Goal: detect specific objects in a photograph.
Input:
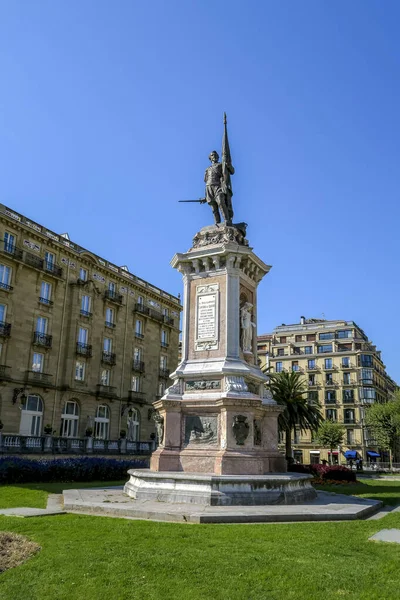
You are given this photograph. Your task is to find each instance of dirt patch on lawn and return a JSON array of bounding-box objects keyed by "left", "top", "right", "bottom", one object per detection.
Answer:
[{"left": 0, "top": 532, "right": 41, "bottom": 573}]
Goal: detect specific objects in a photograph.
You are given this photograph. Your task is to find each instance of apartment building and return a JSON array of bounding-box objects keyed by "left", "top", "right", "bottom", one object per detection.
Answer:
[
  {"left": 257, "top": 317, "right": 397, "bottom": 463},
  {"left": 0, "top": 204, "right": 181, "bottom": 442}
]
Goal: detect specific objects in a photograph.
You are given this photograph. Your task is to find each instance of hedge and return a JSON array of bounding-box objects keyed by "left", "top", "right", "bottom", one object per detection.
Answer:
[
  {"left": 289, "top": 463, "right": 356, "bottom": 482},
  {"left": 0, "top": 456, "right": 148, "bottom": 484}
]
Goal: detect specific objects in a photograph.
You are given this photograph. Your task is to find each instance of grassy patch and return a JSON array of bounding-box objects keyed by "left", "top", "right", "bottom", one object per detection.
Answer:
[
  {"left": 313, "top": 479, "right": 400, "bottom": 506},
  {"left": 0, "top": 481, "right": 125, "bottom": 510},
  {"left": 1, "top": 512, "right": 400, "bottom": 599}
]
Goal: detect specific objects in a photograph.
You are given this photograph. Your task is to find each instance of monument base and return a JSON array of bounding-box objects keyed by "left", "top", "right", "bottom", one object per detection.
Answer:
[{"left": 124, "top": 469, "right": 316, "bottom": 506}]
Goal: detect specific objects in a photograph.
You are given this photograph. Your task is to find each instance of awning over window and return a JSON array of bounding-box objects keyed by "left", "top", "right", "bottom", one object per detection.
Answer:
[
  {"left": 344, "top": 450, "right": 357, "bottom": 459},
  {"left": 367, "top": 451, "right": 380, "bottom": 458}
]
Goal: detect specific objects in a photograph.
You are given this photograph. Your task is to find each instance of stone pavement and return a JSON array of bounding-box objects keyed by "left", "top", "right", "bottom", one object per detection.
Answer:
[
  {"left": 63, "top": 487, "right": 382, "bottom": 524},
  {"left": 369, "top": 529, "right": 400, "bottom": 544},
  {"left": 0, "top": 493, "right": 65, "bottom": 518}
]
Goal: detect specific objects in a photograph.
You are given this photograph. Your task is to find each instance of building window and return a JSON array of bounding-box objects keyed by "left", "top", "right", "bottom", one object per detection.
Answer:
[
  {"left": 81, "top": 295, "right": 91, "bottom": 315},
  {"left": 360, "top": 354, "right": 373, "bottom": 368},
  {"left": 347, "top": 429, "right": 354, "bottom": 445},
  {"left": 4, "top": 232, "right": 16, "bottom": 253},
  {"left": 75, "top": 361, "right": 85, "bottom": 381},
  {"left": 279, "top": 336, "right": 287, "bottom": 343},
  {"left": 325, "top": 390, "right": 336, "bottom": 403},
  {"left": 137, "top": 295, "right": 144, "bottom": 305},
  {"left": 326, "top": 409, "right": 337, "bottom": 421},
  {"left": 342, "top": 356, "right": 350, "bottom": 368},
  {"left": 318, "top": 344, "right": 332, "bottom": 354},
  {"left": 360, "top": 369, "right": 373, "bottom": 384},
  {"left": 40, "top": 281, "right": 52, "bottom": 303},
  {"left": 308, "top": 374, "right": 315, "bottom": 385},
  {"left": 108, "top": 282, "right": 116, "bottom": 293},
  {"left": 277, "top": 348, "right": 285, "bottom": 357},
  {"left": 0, "top": 264, "right": 11, "bottom": 288},
  {"left": 79, "top": 268, "right": 88, "bottom": 282},
  {"left": 19, "top": 394, "right": 43, "bottom": 436},
  {"left": 44, "top": 251, "right": 55, "bottom": 269},
  {"left": 337, "top": 330, "right": 352, "bottom": 339},
  {"left": 324, "top": 358, "right": 333, "bottom": 369},
  {"left": 343, "top": 372, "right": 351, "bottom": 385},
  {"left": 161, "top": 330, "right": 168, "bottom": 347},
  {"left": 275, "top": 361, "right": 283, "bottom": 373},
  {"left": 319, "top": 332, "right": 334, "bottom": 340},
  {"left": 295, "top": 335, "right": 302, "bottom": 342},
  {"left": 105, "top": 307, "right": 115, "bottom": 327},
  {"left": 292, "top": 361, "right": 299, "bottom": 372},
  {"left": 308, "top": 359, "right": 316, "bottom": 369},
  {"left": 60, "top": 401, "right": 79, "bottom": 437},
  {"left": 131, "top": 375, "right": 141, "bottom": 391},
  {"left": 325, "top": 373, "right": 333, "bottom": 384},
  {"left": 127, "top": 408, "right": 139, "bottom": 441},
  {"left": 160, "top": 355, "right": 167, "bottom": 369},
  {"left": 78, "top": 327, "right": 88, "bottom": 345},
  {"left": 344, "top": 409, "right": 355, "bottom": 424},
  {"left": 304, "top": 346, "right": 312, "bottom": 354},
  {"left": 162, "top": 307, "right": 169, "bottom": 316},
  {"left": 360, "top": 387, "right": 376, "bottom": 400},
  {"left": 103, "top": 337, "right": 112, "bottom": 353},
  {"left": 133, "top": 347, "right": 142, "bottom": 362},
  {"left": 94, "top": 405, "right": 110, "bottom": 439},
  {"left": 36, "top": 317, "right": 48, "bottom": 334},
  {"left": 308, "top": 391, "right": 318, "bottom": 402},
  {"left": 32, "top": 352, "right": 44, "bottom": 373},
  {"left": 135, "top": 319, "right": 143, "bottom": 337},
  {"left": 101, "top": 369, "right": 110, "bottom": 386},
  {"left": 306, "top": 334, "right": 316, "bottom": 342},
  {"left": 0, "top": 304, "right": 6, "bottom": 323},
  {"left": 158, "top": 381, "right": 166, "bottom": 397}
]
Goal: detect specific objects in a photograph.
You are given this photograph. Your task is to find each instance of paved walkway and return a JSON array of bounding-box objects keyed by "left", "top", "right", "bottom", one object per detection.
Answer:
[
  {"left": 62, "top": 487, "right": 383, "bottom": 524},
  {"left": 0, "top": 494, "right": 65, "bottom": 518}
]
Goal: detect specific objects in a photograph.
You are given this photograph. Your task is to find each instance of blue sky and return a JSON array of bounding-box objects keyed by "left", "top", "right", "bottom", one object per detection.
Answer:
[{"left": 1, "top": 1, "right": 399, "bottom": 381}]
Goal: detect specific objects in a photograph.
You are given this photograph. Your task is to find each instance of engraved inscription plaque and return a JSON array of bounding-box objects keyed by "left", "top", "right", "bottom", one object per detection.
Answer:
[{"left": 195, "top": 283, "right": 219, "bottom": 351}]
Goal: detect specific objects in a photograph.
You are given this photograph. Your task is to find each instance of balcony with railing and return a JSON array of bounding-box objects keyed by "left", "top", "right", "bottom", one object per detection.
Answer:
[
  {"left": 134, "top": 303, "right": 150, "bottom": 316},
  {"left": 102, "top": 351, "right": 116, "bottom": 365},
  {"left": 325, "top": 380, "right": 337, "bottom": 387},
  {"left": 323, "top": 364, "right": 337, "bottom": 371},
  {"left": 1, "top": 241, "right": 24, "bottom": 260},
  {"left": 76, "top": 342, "right": 92, "bottom": 357},
  {"left": 0, "top": 282, "right": 13, "bottom": 292},
  {"left": 45, "top": 261, "right": 63, "bottom": 277},
  {"left": 80, "top": 309, "right": 92, "bottom": 317},
  {"left": 128, "top": 390, "right": 146, "bottom": 404},
  {"left": 33, "top": 332, "right": 53, "bottom": 348},
  {"left": 163, "top": 315, "right": 175, "bottom": 327},
  {"left": 105, "top": 321, "right": 116, "bottom": 329},
  {"left": 341, "top": 362, "right": 355, "bottom": 370},
  {"left": 0, "top": 322, "right": 11, "bottom": 337},
  {"left": 24, "top": 252, "right": 63, "bottom": 278},
  {"left": 104, "top": 289, "right": 123, "bottom": 304},
  {"left": 306, "top": 365, "right": 319, "bottom": 371},
  {"left": 96, "top": 384, "right": 117, "bottom": 399},
  {"left": 343, "top": 418, "right": 356, "bottom": 425},
  {"left": 160, "top": 341, "right": 169, "bottom": 349},
  {"left": 159, "top": 368, "right": 170, "bottom": 379},
  {"left": 25, "top": 371, "right": 53, "bottom": 386},
  {"left": 132, "top": 360, "right": 145, "bottom": 373},
  {"left": 135, "top": 331, "right": 144, "bottom": 339},
  {"left": 39, "top": 297, "right": 53, "bottom": 306},
  {"left": 307, "top": 381, "right": 319, "bottom": 388}
]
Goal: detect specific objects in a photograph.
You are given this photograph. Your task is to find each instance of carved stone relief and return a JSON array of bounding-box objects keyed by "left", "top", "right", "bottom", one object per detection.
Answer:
[
  {"left": 225, "top": 376, "right": 249, "bottom": 393},
  {"left": 184, "top": 415, "right": 218, "bottom": 446},
  {"left": 232, "top": 415, "right": 249, "bottom": 445},
  {"left": 185, "top": 380, "right": 221, "bottom": 391},
  {"left": 253, "top": 420, "right": 262, "bottom": 446}
]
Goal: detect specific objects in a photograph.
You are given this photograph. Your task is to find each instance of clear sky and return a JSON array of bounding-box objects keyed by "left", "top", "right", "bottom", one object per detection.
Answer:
[{"left": 1, "top": 1, "right": 399, "bottom": 381}]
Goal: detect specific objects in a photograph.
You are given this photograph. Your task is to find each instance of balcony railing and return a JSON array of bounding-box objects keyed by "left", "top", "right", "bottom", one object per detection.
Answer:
[
  {"left": 0, "top": 322, "right": 11, "bottom": 337},
  {"left": 307, "top": 382, "right": 319, "bottom": 388},
  {"left": 0, "top": 365, "right": 11, "bottom": 380},
  {"left": 80, "top": 309, "right": 92, "bottom": 317},
  {"left": 0, "top": 282, "right": 13, "bottom": 292},
  {"left": 325, "top": 380, "right": 337, "bottom": 387},
  {"left": 135, "top": 332, "right": 144, "bottom": 339},
  {"left": 163, "top": 315, "right": 175, "bottom": 326},
  {"left": 306, "top": 365, "right": 319, "bottom": 371},
  {"left": 1, "top": 435, "right": 153, "bottom": 456},
  {"left": 159, "top": 368, "right": 170, "bottom": 379},
  {"left": 149, "top": 308, "right": 164, "bottom": 323},
  {"left": 44, "top": 261, "right": 63, "bottom": 277},
  {"left": 39, "top": 297, "right": 53, "bottom": 306},
  {"left": 23, "top": 252, "right": 63, "bottom": 277},
  {"left": 325, "top": 398, "right": 337, "bottom": 405},
  {"left": 105, "top": 321, "right": 116, "bottom": 329},
  {"left": 323, "top": 364, "right": 337, "bottom": 371},
  {"left": 25, "top": 371, "right": 53, "bottom": 386},
  {"left": 33, "top": 332, "right": 53, "bottom": 348},
  {"left": 102, "top": 351, "right": 116, "bottom": 365},
  {"left": 96, "top": 384, "right": 117, "bottom": 398},
  {"left": 128, "top": 390, "right": 146, "bottom": 403},
  {"left": 76, "top": 342, "right": 92, "bottom": 357},
  {"left": 344, "top": 419, "right": 356, "bottom": 425},
  {"left": 104, "top": 289, "right": 123, "bottom": 304},
  {"left": 160, "top": 341, "right": 169, "bottom": 349},
  {"left": 342, "top": 396, "right": 355, "bottom": 404},
  {"left": 341, "top": 363, "right": 355, "bottom": 369},
  {"left": 1, "top": 242, "right": 24, "bottom": 260},
  {"left": 132, "top": 360, "right": 145, "bottom": 373},
  {"left": 134, "top": 303, "right": 149, "bottom": 315}
]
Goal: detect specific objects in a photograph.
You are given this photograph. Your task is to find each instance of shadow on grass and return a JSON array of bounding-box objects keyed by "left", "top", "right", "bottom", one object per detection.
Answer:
[{"left": 313, "top": 480, "right": 400, "bottom": 506}]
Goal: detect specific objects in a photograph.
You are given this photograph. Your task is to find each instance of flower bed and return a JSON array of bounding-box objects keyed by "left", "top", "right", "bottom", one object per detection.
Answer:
[
  {"left": 0, "top": 456, "right": 148, "bottom": 484},
  {"left": 288, "top": 463, "right": 357, "bottom": 483}
]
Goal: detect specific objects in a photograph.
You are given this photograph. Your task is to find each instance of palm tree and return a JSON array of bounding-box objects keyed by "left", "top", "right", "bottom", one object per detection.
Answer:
[{"left": 267, "top": 371, "right": 323, "bottom": 464}]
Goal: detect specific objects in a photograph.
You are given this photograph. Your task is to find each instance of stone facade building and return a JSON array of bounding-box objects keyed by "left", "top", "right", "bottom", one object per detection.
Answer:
[
  {"left": 257, "top": 317, "right": 397, "bottom": 464},
  {"left": 0, "top": 204, "right": 181, "bottom": 443}
]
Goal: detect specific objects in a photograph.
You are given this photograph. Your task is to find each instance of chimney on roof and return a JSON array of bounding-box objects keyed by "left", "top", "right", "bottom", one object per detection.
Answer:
[{"left": 300, "top": 316, "right": 305, "bottom": 325}]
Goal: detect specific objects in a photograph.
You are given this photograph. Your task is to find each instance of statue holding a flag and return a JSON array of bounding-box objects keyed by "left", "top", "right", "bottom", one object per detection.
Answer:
[{"left": 204, "top": 113, "right": 235, "bottom": 226}]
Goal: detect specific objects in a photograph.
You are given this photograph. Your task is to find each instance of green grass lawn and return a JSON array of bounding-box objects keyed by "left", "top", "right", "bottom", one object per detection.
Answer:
[
  {"left": 314, "top": 479, "right": 400, "bottom": 506},
  {"left": 0, "top": 479, "right": 399, "bottom": 600}
]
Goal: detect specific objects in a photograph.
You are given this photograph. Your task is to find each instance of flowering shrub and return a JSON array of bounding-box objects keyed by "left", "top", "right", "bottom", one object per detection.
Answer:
[
  {"left": 0, "top": 456, "right": 148, "bottom": 484},
  {"left": 288, "top": 463, "right": 356, "bottom": 483}
]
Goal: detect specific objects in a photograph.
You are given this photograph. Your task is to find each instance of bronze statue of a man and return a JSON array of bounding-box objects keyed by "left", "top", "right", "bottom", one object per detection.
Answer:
[{"left": 204, "top": 150, "right": 235, "bottom": 226}]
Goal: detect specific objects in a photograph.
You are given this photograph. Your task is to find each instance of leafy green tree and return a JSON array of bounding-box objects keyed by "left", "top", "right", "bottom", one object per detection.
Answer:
[
  {"left": 267, "top": 371, "right": 323, "bottom": 463},
  {"left": 316, "top": 420, "right": 345, "bottom": 464},
  {"left": 365, "top": 393, "right": 400, "bottom": 464}
]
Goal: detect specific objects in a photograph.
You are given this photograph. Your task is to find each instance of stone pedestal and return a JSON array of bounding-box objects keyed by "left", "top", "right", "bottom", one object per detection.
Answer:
[{"left": 149, "top": 224, "right": 286, "bottom": 476}]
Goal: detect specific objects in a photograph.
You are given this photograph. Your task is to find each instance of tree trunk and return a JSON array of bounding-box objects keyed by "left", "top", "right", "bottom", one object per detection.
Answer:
[
  {"left": 389, "top": 448, "right": 393, "bottom": 472},
  {"left": 329, "top": 446, "right": 333, "bottom": 465},
  {"left": 285, "top": 426, "right": 293, "bottom": 464}
]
